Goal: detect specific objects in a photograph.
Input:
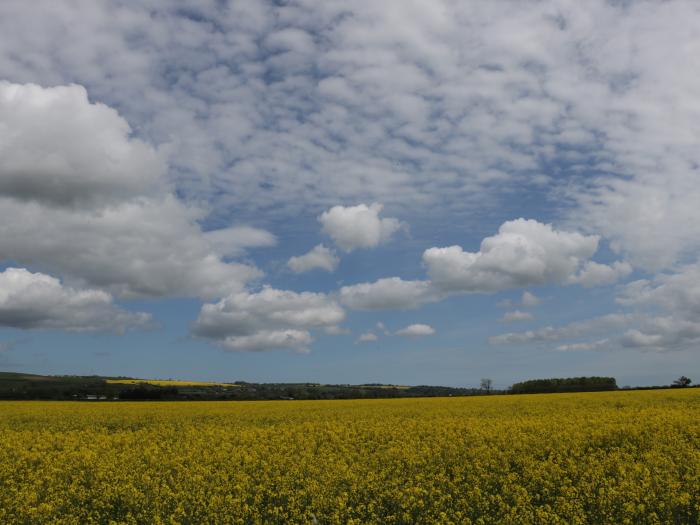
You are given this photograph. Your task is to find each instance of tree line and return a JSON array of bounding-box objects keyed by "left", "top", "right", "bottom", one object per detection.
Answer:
[
  {"left": 0, "top": 371, "right": 694, "bottom": 400},
  {"left": 509, "top": 376, "right": 618, "bottom": 394}
]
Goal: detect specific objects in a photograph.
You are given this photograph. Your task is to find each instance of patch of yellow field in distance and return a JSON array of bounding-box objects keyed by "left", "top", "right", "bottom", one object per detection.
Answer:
[
  {"left": 357, "top": 384, "right": 411, "bottom": 389},
  {"left": 106, "top": 378, "right": 240, "bottom": 388}
]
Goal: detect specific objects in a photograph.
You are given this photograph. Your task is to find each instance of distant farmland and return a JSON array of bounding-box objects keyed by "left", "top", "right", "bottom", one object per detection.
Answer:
[
  {"left": 105, "top": 379, "right": 240, "bottom": 388},
  {"left": 0, "top": 371, "right": 481, "bottom": 400}
]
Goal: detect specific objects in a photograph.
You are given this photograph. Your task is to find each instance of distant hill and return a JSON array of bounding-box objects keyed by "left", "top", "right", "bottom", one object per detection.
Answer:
[
  {"left": 0, "top": 371, "right": 489, "bottom": 401},
  {"left": 10, "top": 371, "right": 681, "bottom": 401}
]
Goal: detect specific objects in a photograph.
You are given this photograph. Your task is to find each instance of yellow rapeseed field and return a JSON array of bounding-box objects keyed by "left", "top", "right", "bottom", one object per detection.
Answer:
[
  {"left": 105, "top": 379, "right": 240, "bottom": 388},
  {"left": 1, "top": 389, "right": 699, "bottom": 524}
]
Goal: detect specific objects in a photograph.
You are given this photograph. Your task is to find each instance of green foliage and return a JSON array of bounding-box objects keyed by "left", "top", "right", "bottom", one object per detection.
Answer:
[
  {"left": 510, "top": 376, "right": 618, "bottom": 394},
  {"left": 0, "top": 371, "right": 492, "bottom": 401}
]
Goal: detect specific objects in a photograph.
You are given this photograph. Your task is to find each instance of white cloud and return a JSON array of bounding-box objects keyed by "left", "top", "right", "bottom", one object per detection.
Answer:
[
  {"left": 617, "top": 264, "right": 700, "bottom": 317},
  {"left": 287, "top": 244, "right": 339, "bottom": 273},
  {"left": 324, "top": 325, "right": 351, "bottom": 335},
  {"left": 204, "top": 226, "right": 276, "bottom": 258},
  {"left": 620, "top": 330, "right": 664, "bottom": 349},
  {"left": 573, "top": 173, "right": 700, "bottom": 272},
  {"left": 620, "top": 318, "right": 700, "bottom": 351},
  {"left": 502, "top": 310, "right": 534, "bottom": 323},
  {"left": 339, "top": 219, "right": 615, "bottom": 312},
  {"left": 489, "top": 314, "right": 632, "bottom": 345},
  {"left": 611, "top": 268, "right": 700, "bottom": 351},
  {"left": 319, "top": 203, "right": 402, "bottom": 252},
  {"left": 0, "top": 267, "right": 150, "bottom": 333},
  {"left": 555, "top": 339, "right": 610, "bottom": 352},
  {"left": 339, "top": 277, "right": 438, "bottom": 310},
  {"left": 355, "top": 332, "right": 378, "bottom": 344},
  {"left": 395, "top": 323, "right": 435, "bottom": 337},
  {"left": 0, "top": 82, "right": 164, "bottom": 208},
  {"left": 491, "top": 302, "right": 700, "bottom": 352},
  {"left": 0, "top": 2, "right": 565, "bottom": 216},
  {"left": 568, "top": 261, "right": 632, "bottom": 287},
  {"left": 2, "top": 1, "right": 700, "bottom": 264},
  {"left": 3, "top": 2, "right": 700, "bottom": 361},
  {"left": 491, "top": 263, "right": 700, "bottom": 353},
  {"left": 0, "top": 82, "right": 261, "bottom": 299},
  {"left": 218, "top": 330, "right": 313, "bottom": 353},
  {"left": 498, "top": 291, "right": 541, "bottom": 309},
  {"left": 424, "top": 219, "right": 599, "bottom": 293},
  {"left": 520, "top": 291, "right": 541, "bottom": 307},
  {"left": 0, "top": 195, "right": 261, "bottom": 299},
  {"left": 192, "top": 287, "right": 345, "bottom": 352}
]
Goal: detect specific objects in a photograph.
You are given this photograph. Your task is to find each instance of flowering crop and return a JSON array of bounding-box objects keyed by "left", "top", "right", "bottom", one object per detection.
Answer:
[
  {"left": 1, "top": 389, "right": 699, "bottom": 524},
  {"left": 105, "top": 379, "right": 239, "bottom": 388}
]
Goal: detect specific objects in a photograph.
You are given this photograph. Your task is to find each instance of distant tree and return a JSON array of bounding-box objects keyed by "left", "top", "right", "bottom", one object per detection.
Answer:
[
  {"left": 672, "top": 376, "right": 692, "bottom": 388},
  {"left": 480, "top": 378, "right": 493, "bottom": 393}
]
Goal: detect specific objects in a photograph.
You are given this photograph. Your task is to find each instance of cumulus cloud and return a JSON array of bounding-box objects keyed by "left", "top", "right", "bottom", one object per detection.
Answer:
[
  {"left": 339, "top": 278, "right": 438, "bottom": 310},
  {"left": 395, "top": 324, "right": 435, "bottom": 337},
  {"left": 520, "top": 291, "right": 541, "bottom": 307},
  {"left": 502, "top": 310, "right": 534, "bottom": 323},
  {"left": 0, "top": 82, "right": 260, "bottom": 299},
  {"left": 339, "top": 219, "right": 615, "bottom": 312},
  {"left": 192, "top": 287, "right": 344, "bottom": 352},
  {"left": 0, "top": 195, "right": 261, "bottom": 299},
  {"left": 0, "top": 82, "right": 164, "bottom": 208},
  {"left": 218, "top": 330, "right": 313, "bottom": 353},
  {"left": 319, "top": 203, "right": 402, "bottom": 252},
  {"left": 204, "top": 226, "right": 276, "bottom": 258},
  {"left": 498, "top": 291, "right": 541, "bottom": 309},
  {"left": 568, "top": 261, "right": 632, "bottom": 287},
  {"left": 355, "top": 332, "right": 378, "bottom": 344},
  {"left": 287, "top": 244, "right": 339, "bottom": 273},
  {"left": 0, "top": 267, "right": 150, "bottom": 333},
  {"left": 424, "top": 219, "right": 599, "bottom": 292}
]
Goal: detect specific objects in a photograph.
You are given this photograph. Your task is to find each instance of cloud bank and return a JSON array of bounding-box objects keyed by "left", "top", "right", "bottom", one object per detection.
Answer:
[
  {"left": 0, "top": 268, "right": 150, "bottom": 333},
  {"left": 0, "top": 82, "right": 262, "bottom": 300},
  {"left": 340, "top": 219, "right": 628, "bottom": 312},
  {"left": 2, "top": 1, "right": 700, "bottom": 361}
]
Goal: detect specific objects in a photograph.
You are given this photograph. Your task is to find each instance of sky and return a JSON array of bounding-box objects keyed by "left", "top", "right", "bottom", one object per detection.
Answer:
[{"left": 1, "top": 0, "right": 700, "bottom": 388}]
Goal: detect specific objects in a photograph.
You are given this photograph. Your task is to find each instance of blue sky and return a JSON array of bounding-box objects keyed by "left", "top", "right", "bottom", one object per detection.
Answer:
[{"left": 1, "top": 1, "right": 700, "bottom": 388}]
